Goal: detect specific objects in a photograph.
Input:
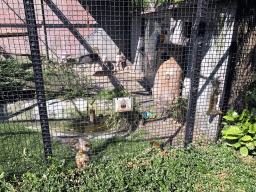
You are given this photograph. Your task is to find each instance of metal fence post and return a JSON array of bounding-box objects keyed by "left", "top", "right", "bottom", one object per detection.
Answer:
[
  {"left": 23, "top": 0, "right": 52, "bottom": 162},
  {"left": 184, "top": 0, "right": 209, "bottom": 148}
]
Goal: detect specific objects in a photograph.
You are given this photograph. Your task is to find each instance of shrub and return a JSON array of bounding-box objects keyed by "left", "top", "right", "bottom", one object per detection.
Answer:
[
  {"left": 166, "top": 96, "right": 188, "bottom": 124},
  {"left": 42, "top": 61, "right": 97, "bottom": 100},
  {"left": 221, "top": 109, "right": 256, "bottom": 157},
  {"left": 95, "top": 87, "right": 130, "bottom": 101},
  {"left": 0, "top": 58, "right": 34, "bottom": 99},
  {"left": 95, "top": 87, "right": 141, "bottom": 132}
]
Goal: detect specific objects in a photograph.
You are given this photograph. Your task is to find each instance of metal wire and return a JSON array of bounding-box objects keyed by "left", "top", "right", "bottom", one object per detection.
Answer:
[{"left": 1, "top": 0, "right": 255, "bottom": 174}]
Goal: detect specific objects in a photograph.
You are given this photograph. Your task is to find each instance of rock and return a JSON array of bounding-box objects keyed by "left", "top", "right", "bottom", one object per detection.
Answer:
[{"left": 152, "top": 57, "right": 183, "bottom": 112}]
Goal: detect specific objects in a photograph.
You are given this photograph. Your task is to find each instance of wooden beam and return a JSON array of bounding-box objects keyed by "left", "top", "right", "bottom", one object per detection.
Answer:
[{"left": 0, "top": 31, "right": 28, "bottom": 38}]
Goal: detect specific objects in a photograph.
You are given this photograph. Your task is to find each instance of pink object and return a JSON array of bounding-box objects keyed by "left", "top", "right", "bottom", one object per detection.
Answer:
[{"left": 115, "top": 54, "right": 123, "bottom": 71}]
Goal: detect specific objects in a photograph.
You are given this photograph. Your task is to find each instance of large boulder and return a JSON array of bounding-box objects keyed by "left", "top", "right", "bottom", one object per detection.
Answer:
[{"left": 152, "top": 57, "right": 183, "bottom": 113}]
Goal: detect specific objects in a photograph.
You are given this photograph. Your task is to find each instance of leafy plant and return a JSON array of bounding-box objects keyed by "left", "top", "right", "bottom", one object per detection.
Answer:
[
  {"left": 221, "top": 109, "right": 256, "bottom": 157},
  {"left": 96, "top": 87, "right": 133, "bottom": 131},
  {"left": 96, "top": 87, "right": 130, "bottom": 100},
  {"left": 0, "top": 58, "right": 34, "bottom": 99},
  {"left": 104, "top": 98, "right": 141, "bottom": 132},
  {"left": 245, "top": 72, "right": 256, "bottom": 116},
  {"left": 0, "top": 123, "right": 77, "bottom": 178},
  {"left": 42, "top": 61, "right": 98, "bottom": 100},
  {"left": 166, "top": 96, "right": 188, "bottom": 124}
]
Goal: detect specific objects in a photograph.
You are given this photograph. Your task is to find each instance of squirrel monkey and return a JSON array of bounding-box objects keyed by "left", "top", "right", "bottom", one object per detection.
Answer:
[
  {"left": 76, "top": 145, "right": 90, "bottom": 169},
  {"left": 70, "top": 138, "right": 91, "bottom": 169},
  {"left": 149, "top": 140, "right": 163, "bottom": 151},
  {"left": 207, "top": 77, "right": 222, "bottom": 117}
]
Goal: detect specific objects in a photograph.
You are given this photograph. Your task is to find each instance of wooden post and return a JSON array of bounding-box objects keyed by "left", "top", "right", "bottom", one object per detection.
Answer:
[{"left": 90, "top": 108, "right": 95, "bottom": 122}]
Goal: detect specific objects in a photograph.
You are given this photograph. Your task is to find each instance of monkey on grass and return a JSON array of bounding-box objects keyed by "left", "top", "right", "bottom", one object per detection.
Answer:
[
  {"left": 70, "top": 138, "right": 91, "bottom": 169},
  {"left": 148, "top": 140, "right": 164, "bottom": 151}
]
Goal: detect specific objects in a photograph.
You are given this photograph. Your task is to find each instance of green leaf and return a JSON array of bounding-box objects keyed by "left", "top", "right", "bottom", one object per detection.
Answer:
[
  {"left": 225, "top": 139, "right": 239, "bottom": 146},
  {"left": 222, "top": 135, "right": 240, "bottom": 140},
  {"left": 254, "top": 140, "right": 256, "bottom": 146},
  {"left": 239, "top": 109, "right": 251, "bottom": 121},
  {"left": 246, "top": 142, "right": 255, "bottom": 150},
  {"left": 242, "top": 121, "right": 251, "bottom": 129},
  {"left": 227, "top": 110, "right": 236, "bottom": 117},
  {"left": 240, "top": 141, "right": 246, "bottom": 145},
  {"left": 0, "top": 172, "right": 4, "bottom": 180},
  {"left": 249, "top": 123, "right": 256, "bottom": 134},
  {"left": 240, "top": 146, "right": 249, "bottom": 157},
  {"left": 233, "top": 142, "right": 241, "bottom": 149},
  {"left": 241, "top": 135, "right": 253, "bottom": 142},
  {"left": 223, "top": 116, "right": 234, "bottom": 121},
  {"left": 222, "top": 126, "right": 243, "bottom": 139},
  {"left": 222, "top": 125, "right": 232, "bottom": 131},
  {"left": 241, "top": 122, "right": 250, "bottom": 134}
]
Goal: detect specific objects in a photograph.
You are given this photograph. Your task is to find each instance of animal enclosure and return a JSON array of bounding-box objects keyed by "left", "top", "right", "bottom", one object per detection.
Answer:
[{"left": 0, "top": 0, "right": 256, "bottom": 174}]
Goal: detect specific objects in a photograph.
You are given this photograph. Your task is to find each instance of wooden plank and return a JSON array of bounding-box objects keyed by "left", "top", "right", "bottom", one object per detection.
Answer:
[{"left": 0, "top": 31, "right": 28, "bottom": 38}]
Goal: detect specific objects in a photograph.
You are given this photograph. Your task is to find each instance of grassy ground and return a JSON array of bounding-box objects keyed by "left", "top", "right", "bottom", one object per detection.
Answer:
[
  {"left": 1, "top": 123, "right": 256, "bottom": 191},
  {"left": 0, "top": 123, "right": 76, "bottom": 177},
  {"left": 0, "top": 123, "right": 150, "bottom": 176}
]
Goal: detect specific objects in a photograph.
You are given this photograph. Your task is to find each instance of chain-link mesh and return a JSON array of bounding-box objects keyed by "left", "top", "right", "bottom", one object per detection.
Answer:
[{"left": 0, "top": 0, "right": 255, "bottom": 175}]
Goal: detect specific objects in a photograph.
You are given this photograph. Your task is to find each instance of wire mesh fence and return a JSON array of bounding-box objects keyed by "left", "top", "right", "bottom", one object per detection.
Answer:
[{"left": 0, "top": 0, "right": 255, "bottom": 175}]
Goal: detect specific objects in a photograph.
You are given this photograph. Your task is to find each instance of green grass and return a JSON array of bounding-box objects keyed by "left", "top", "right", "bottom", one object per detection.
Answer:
[
  {"left": 0, "top": 123, "right": 77, "bottom": 177},
  {"left": 1, "top": 123, "right": 256, "bottom": 191},
  {"left": 0, "top": 123, "right": 149, "bottom": 176},
  {"left": 0, "top": 123, "right": 45, "bottom": 175}
]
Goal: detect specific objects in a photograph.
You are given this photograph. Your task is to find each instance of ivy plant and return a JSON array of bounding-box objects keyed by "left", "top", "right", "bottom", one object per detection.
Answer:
[{"left": 221, "top": 109, "right": 256, "bottom": 157}]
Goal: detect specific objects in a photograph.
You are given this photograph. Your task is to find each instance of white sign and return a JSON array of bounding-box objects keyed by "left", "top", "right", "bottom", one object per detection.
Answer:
[{"left": 113, "top": 97, "right": 133, "bottom": 112}]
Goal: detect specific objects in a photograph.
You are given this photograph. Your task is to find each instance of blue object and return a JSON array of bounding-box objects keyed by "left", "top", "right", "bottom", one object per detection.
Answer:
[
  {"left": 156, "top": 34, "right": 161, "bottom": 43},
  {"left": 142, "top": 112, "right": 155, "bottom": 120}
]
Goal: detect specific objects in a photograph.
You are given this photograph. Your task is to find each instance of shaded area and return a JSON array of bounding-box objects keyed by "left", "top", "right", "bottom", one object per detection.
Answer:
[
  {"left": 164, "top": 126, "right": 183, "bottom": 146},
  {"left": 78, "top": 0, "right": 131, "bottom": 59},
  {"left": 94, "top": 71, "right": 123, "bottom": 89},
  {"left": 137, "top": 77, "right": 153, "bottom": 95},
  {"left": 0, "top": 46, "right": 13, "bottom": 59},
  {"left": 216, "top": 0, "right": 256, "bottom": 139},
  {"left": 0, "top": 89, "right": 36, "bottom": 105}
]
